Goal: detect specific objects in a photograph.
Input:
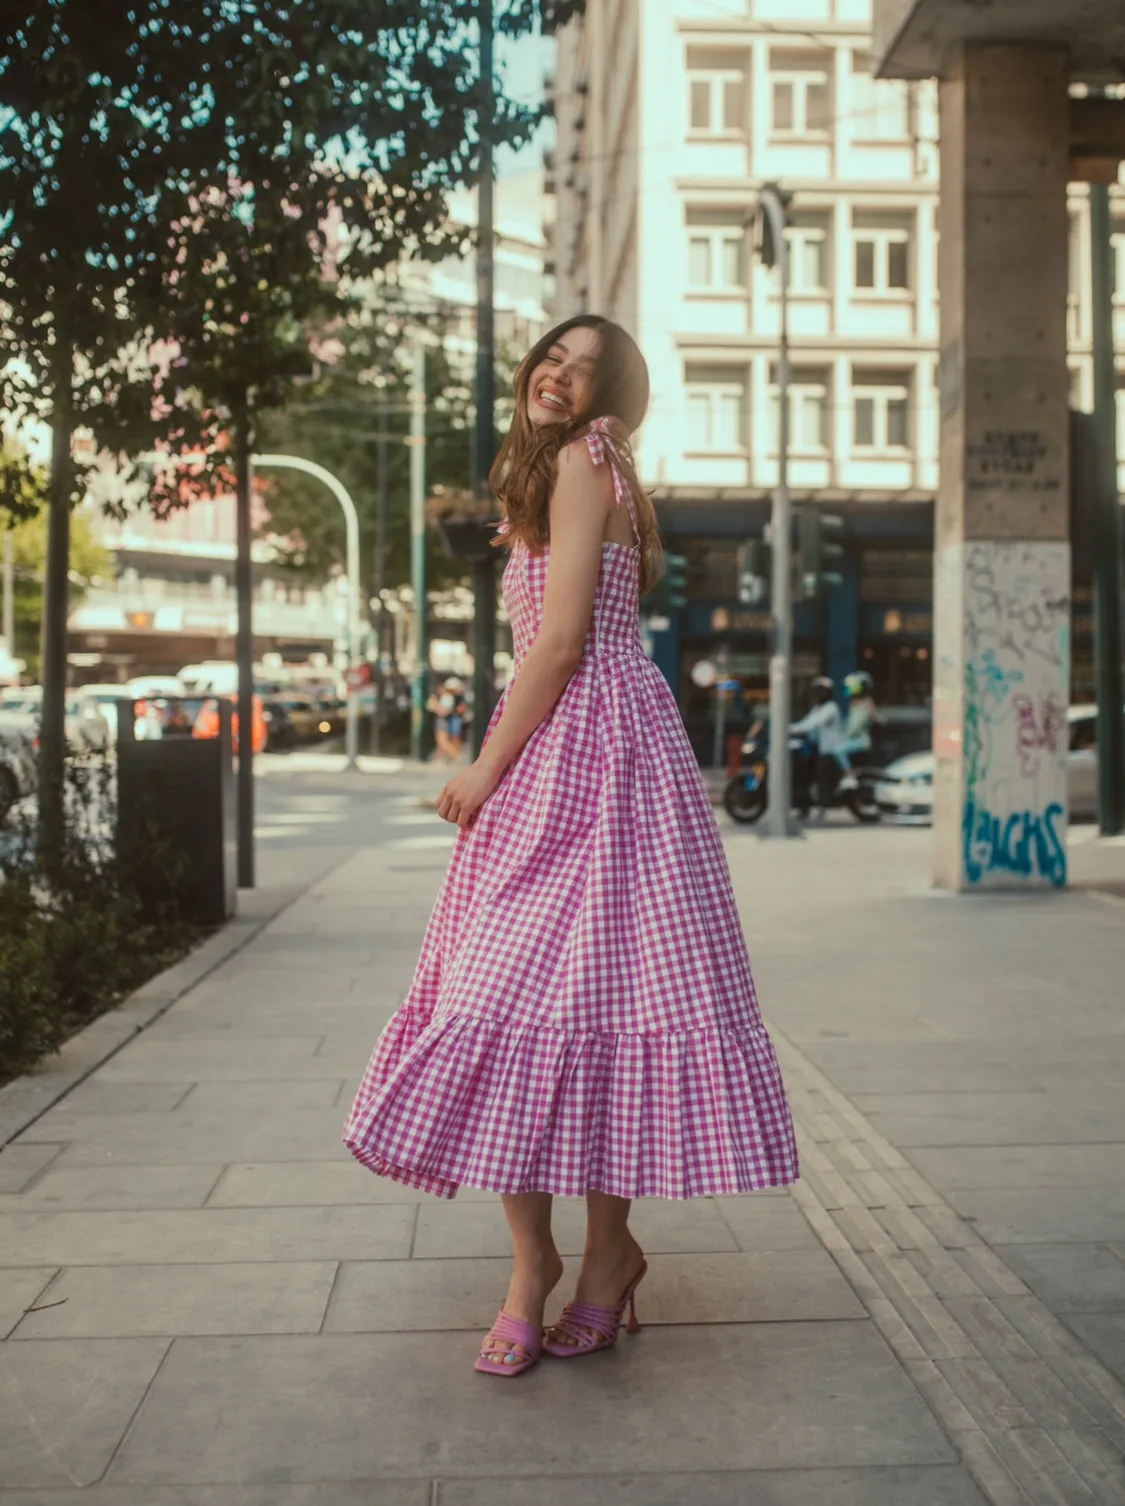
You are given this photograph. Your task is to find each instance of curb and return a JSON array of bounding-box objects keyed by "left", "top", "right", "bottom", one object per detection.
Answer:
[{"left": 0, "top": 859, "right": 346, "bottom": 1149}]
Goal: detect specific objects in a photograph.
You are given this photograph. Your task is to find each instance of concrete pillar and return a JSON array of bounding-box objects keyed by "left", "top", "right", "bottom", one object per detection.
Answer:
[{"left": 933, "top": 45, "right": 1072, "bottom": 890}]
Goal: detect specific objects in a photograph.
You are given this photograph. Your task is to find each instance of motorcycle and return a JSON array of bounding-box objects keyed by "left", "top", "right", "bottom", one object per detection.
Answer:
[{"left": 722, "top": 730, "right": 881, "bottom": 825}]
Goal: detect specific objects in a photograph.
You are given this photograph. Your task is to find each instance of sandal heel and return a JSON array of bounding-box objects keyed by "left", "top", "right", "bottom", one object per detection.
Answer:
[{"left": 626, "top": 1292, "right": 641, "bottom": 1335}]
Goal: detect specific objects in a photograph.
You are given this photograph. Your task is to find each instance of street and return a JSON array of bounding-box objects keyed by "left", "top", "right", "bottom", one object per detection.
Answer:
[{"left": 2, "top": 766, "right": 1125, "bottom": 1504}]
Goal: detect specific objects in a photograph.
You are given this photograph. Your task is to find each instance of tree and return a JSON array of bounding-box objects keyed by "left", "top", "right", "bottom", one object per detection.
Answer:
[
  {"left": 0, "top": 0, "right": 577, "bottom": 852},
  {"left": 253, "top": 289, "right": 521, "bottom": 613},
  {"left": 1, "top": 446, "right": 109, "bottom": 678}
]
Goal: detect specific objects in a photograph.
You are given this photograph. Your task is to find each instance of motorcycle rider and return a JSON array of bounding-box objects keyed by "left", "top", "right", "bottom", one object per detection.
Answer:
[
  {"left": 790, "top": 676, "right": 843, "bottom": 818},
  {"left": 837, "top": 671, "right": 877, "bottom": 772}
]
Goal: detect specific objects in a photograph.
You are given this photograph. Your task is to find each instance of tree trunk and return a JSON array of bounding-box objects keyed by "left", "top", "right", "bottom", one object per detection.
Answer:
[{"left": 38, "top": 330, "right": 75, "bottom": 867}]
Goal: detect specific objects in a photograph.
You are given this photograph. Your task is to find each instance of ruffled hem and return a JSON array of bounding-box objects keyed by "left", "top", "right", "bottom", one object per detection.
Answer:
[{"left": 342, "top": 1005, "right": 800, "bottom": 1201}]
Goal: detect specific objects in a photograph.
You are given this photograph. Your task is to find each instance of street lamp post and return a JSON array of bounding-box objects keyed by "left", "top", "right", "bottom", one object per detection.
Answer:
[
  {"left": 252, "top": 453, "right": 363, "bottom": 772},
  {"left": 750, "top": 184, "right": 799, "bottom": 840}
]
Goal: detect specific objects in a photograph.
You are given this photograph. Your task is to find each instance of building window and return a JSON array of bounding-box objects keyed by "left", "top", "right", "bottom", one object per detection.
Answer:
[
  {"left": 687, "top": 55, "right": 747, "bottom": 136},
  {"left": 685, "top": 365, "right": 747, "bottom": 452},
  {"left": 770, "top": 50, "right": 831, "bottom": 138},
  {"left": 769, "top": 368, "right": 830, "bottom": 454},
  {"left": 1111, "top": 222, "right": 1125, "bottom": 304},
  {"left": 786, "top": 213, "right": 830, "bottom": 294},
  {"left": 852, "top": 210, "right": 912, "bottom": 294},
  {"left": 850, "top": 52, "right": 910, "bottom": 140},
  {"left": 853, "top": 371, "right": 911, "bottom": 452},
  {"left": 686, "top": 209, "right": 746, "bottom": 291}
]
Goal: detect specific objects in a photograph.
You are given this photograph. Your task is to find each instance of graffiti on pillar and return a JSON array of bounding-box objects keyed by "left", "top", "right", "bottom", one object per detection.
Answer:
[{"left": 961, "top": 542, "right": 1070, "bottom": 888}]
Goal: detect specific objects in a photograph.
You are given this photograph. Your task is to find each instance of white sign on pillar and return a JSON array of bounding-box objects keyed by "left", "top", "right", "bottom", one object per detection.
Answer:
[{"left": 936, "top": 540, "right": 1070, "bottom": 890}]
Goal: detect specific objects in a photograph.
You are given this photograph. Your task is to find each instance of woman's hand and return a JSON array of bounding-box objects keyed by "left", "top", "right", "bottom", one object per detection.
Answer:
[{"left": 437, "top": 759, "right": 501, "bottom": 830}]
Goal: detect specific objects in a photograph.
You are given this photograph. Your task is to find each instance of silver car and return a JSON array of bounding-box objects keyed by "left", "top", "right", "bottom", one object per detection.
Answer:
[{"left": 874, "top": 705, "right": 1102, "bottom": 824}]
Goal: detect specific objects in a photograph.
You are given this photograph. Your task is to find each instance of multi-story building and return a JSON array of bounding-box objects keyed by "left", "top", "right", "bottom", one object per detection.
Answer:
[{"left": 550, "top": 0, "right": 1124, "bottom": 736}]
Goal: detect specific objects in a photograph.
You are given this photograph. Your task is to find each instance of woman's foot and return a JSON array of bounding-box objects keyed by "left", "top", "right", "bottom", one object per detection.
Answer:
[
  {"left": 544, "top": 1233, "right": 646, "bottom": 1353},
  {"left": 476, "top": 1247, "right": 564, "bottom": 1372},
  {"left": 573, "top": 1232, "right": 645, "bottom": 1308}
]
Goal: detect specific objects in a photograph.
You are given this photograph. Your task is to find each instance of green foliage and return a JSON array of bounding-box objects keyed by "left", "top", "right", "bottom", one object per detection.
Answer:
[
  {"left": 1, "top": 446, "right": 110, "bottom": 675},
  {"left": 0, "top": 1, "right": 574, "bottom": 508},
  {"left": 254, "top": 290, "right": 520, "bottom": 600},
  {"left": 0, "top": 756, "right": 199, "bottom": 1083}
]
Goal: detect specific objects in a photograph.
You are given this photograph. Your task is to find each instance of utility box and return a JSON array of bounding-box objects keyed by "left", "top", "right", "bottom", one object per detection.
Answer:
[{"left": 115, "top": 697, "right": 236, "bottom": 926}]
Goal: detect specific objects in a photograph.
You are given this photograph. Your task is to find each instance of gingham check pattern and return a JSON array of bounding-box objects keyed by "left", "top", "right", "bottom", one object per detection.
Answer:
[{"left": 344, "top": 418, "right": 799, "bottom": 1200}]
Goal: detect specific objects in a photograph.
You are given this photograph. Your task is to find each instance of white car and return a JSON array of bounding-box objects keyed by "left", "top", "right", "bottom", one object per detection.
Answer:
[{"left": 874, "top": 706, "right": 1102, "bottom": 825}]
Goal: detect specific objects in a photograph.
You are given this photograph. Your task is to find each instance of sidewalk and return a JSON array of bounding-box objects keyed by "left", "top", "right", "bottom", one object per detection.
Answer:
[{"left": 2, "top": 809, "right": 1124, "bottom": 1503}]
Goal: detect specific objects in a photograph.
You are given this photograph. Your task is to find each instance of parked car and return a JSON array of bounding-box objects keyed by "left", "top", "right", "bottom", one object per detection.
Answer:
[
  {"left": 277, "top": 694, "right": 321, "bottom": 743},
  {"left": 874, "top": 705, "right": 1104, "bottom": 825},
  {"left": 262, "top": 699, "right": 298, "bottom": 752},
  {"left": 0, "top": 709, "right": 36, "bottom": 822}
]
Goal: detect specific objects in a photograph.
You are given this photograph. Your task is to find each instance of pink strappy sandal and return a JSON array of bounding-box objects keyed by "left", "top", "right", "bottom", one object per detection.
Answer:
[
  {"left": 474, "top": 1309, "right": 544, "bottom": 1378},
  {"left": 542, "top": 1260, "right": 648, "bottom": 1359}
]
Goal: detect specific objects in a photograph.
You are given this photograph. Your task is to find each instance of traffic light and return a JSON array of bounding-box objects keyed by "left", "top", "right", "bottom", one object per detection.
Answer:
[
  {"left": 663, "top": 551, "right": 689, "bottom": 611},
  {"left": 737, "top": 539, "right": 769, "bottom": 605},
  {"left": 794, "top": 508, "right": 846, "bottom": 601}
]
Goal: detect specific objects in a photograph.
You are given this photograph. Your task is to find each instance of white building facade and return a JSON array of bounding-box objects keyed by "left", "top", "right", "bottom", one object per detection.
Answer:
[{"left": 550, "top": 0, "right": 1123, "bottom": 731}]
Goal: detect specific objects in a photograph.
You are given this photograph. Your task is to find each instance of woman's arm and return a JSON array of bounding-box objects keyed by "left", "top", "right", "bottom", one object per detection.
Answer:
[{"left": 437, "top": 441, "right": 614, "bottom": 829}]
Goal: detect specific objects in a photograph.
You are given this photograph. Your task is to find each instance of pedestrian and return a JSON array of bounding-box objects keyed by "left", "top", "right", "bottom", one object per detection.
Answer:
[
  {"left": 443, "top": 676, "right": 467, "bottom": 759},
  {"left": 343, "top": 314, "right": 798, "bottom": 1379},
  {"left": 790, "top": 676, "right": 844, "bottom": 817},
  {"left": 426, "top": 678, "right": 459, "bottom": 763}
]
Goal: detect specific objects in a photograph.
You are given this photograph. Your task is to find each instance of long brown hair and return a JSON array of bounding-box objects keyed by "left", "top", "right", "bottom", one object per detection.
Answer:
[{"left": 490, "top": 315, "right": 663, "bottom": 594}]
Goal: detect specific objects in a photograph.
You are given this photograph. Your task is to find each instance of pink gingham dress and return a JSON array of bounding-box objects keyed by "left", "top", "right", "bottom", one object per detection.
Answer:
[{"left": 343, "top": 418, "right": 798, "bottom": 1200}]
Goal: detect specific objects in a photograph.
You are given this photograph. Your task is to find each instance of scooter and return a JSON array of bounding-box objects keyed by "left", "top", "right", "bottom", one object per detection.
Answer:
[{"left": 722, "top": 730, "right": 881, "bottom": 825}]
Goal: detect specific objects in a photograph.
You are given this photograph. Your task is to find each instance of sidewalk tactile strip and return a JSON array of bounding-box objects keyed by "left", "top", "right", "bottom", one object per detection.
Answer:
[{"left": 776, "top": 1036, "right": 1125, "bottom": 1506}]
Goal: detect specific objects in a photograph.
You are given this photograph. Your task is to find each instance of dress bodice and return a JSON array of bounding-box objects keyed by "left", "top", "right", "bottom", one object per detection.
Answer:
[
  {"left": 504, "top": 541, "right": 644, "bottom": 668},
  {"left": 500, "top": 417, "right": 645, "bottom": 670}
]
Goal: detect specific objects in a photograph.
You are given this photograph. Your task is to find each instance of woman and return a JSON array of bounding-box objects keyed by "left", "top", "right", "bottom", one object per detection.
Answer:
[{"left": 343, "top": 315, "right": 798, "bottom": 1378}]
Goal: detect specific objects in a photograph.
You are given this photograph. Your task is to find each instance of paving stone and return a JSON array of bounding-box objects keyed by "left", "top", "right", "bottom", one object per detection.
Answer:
[
  {"left": 94, "top": 1037, "right": 329, "bottom": 1083},
  {"left": 11, "top": 1261, "right": 337, "bottom": 1339},
  {"left": 0, "top": 1164, "right": 223, "bottom": 1213},
  {"left": 27, "top": 1105, "right": 350, "bottom": 1166},
  {"left": 0, "top": 1268, "right": 57, "bottom": 1337},
  {"left": 0, "top": 1338, "right": 168, "bottom": 1488},
  {"left": 945, "top": 1188, "right": 1125, "bottom": 1246},
  {"left": 0, "top": 1205, "right": 414, "bottom": 1266},
  {"left": 412, "top": 1195, "right": 738, "bottom": 1259},
  {"left": 0, "top": 1488, "right": 428, "bottom": 1505},
  {"left": 108, "top": 1325, "right": 955, "bottom": 1484},
  {"left": 0, "top": 1142, "right": 62, "bottom": 1192},
  {"left": 909, "top": 1144, "right": 1125, "bottom": 1193},
  {"left": 437, "top": 1466, "right": 989, "bottom": 1506},
  {"left": 714, "top": 1193, "right": 824, "bottom": 1250},
  {"left": 994, "top": 1243, "right": 1125, "bottom": 1314},
  {"left": 206, "top": 1161, "right": 493, "bottom": 1208},
  {"left": 866, "top": 1102, "right": 1125, "bottom": 1148},
  {"left": 1064, "top": 1313, "right": 1125, "bottom": 1386},
  {"left": 179, "top": 1079, "right": 346, "bottom": 1110},
  {"left": 52, "top": 1082, "right": 194, "bottom": 1114},
  {"left": 326, "top": 1249, "right": 862, "bottom": 1334}
]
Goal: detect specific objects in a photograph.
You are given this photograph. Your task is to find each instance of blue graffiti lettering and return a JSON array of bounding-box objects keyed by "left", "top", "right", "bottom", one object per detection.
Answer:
[{"left": 963, "top": 800, "right": 1067, "bottom": 888}]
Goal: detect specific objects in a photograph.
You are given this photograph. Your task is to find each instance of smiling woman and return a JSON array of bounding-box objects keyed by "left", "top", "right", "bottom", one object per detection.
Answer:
[{"left": 343, "top": 313, "right": 798, "bottom": 1382}]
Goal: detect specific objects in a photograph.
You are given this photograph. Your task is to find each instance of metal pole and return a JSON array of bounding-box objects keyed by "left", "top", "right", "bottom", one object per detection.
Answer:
[
  {"left": 233, "top": 389, "right": 255, "bottom": 889},
  {"left": 2, "top": 529, "right": 13, "bottom": 653},
  {"left": 410, "top": 341, "right": 429, "bottom": 763},
  {"left": 1090, "top": 179, "right": 1125, "bottom": 835},
  {"left": 762, "top": 188, "right": 795, "bottom": 839},
  {"left": 712, "top": 644, "right": 730, "bottom": 770},
  {"left": 251, "top": 453, "right": 362, "bottom": 772},
  {"left": 372, "top": 393, "right": 389, "bottom": 755},
  {"left": 471, "top": 0, "right": 497, "bottom": 758}
]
